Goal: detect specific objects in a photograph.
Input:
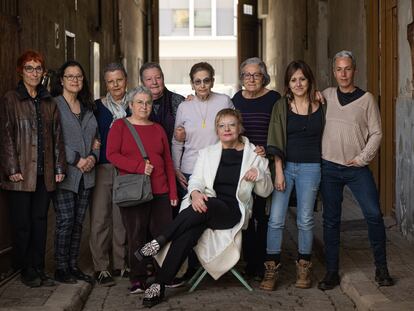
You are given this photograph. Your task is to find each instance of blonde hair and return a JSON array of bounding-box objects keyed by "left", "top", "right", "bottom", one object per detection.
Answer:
[{"left": 215, "top": 108, "right": 245, "bottom": 142}]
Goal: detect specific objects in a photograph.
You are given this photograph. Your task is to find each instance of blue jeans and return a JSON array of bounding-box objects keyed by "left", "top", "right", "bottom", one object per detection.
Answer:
[
  {"left": 320, "top": 160, "right": 387, "bottom": 272},
  {"left": 267, "top": 162, "right": 321, "bottom": 256}
]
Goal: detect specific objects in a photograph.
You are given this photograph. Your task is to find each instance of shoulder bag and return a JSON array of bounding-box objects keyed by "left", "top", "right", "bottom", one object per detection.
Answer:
[{"left": 113, "top": 118, "right": 153, "bottom": 207}]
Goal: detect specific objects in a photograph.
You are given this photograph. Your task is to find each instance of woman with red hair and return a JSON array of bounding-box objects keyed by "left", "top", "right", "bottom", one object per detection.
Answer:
[{"left": 0, "top": 50, "right": 66, "bottom": 287}]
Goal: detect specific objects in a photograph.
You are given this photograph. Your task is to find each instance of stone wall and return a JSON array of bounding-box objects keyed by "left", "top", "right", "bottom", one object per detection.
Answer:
[{"left": 396, "top": 0, "right": 414, "bottom": 241}]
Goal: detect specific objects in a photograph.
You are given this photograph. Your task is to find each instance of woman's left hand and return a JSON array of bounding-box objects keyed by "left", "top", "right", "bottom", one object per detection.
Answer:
[
  {"left": 171, "top": 199, "right": 178, "bottom": 207},
  {"left": 92, "top": 138, "right": 101, "bottom": 150},
  {"left": 55, "top": 174, "right": 65, "bottom": 183},
  {"left": 83, "top": 156, "right": 96, "bottom": 172},
  {"left": 254, "top": 145, "right": 266, "bottom": 157},
  {"left": 243, "top": 168, "right": 258, "bottom": 182}
]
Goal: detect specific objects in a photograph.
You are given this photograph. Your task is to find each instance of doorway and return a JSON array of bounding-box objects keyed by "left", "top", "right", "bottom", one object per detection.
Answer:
[{"left": 367, "top": 0, "right": 398, "bottom": 216}]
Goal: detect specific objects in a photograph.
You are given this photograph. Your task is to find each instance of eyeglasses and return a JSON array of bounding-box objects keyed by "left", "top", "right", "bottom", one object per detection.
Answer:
[
  {"left": 132, "top": 100, "right": 153, "bottom": 107},
  {"left": 193, "top": 78, "right": 212, "bottom": 86},
  {"left": 64, "top": 75, "right": 84, "bottom": 81},
  {"left": 243, "top": 72, "right": 263, "bottom": 81},
  {"left": 24, "top": 66, "right": 43, "bottom": 73},
  {"left": 217, "top": 122, "right": 238, "bottom": 130}
]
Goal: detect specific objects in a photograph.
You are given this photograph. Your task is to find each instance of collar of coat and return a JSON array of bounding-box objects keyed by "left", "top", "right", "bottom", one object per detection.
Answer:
[{"left": 16, "top": 80, "right": 52, "bottom": 100}]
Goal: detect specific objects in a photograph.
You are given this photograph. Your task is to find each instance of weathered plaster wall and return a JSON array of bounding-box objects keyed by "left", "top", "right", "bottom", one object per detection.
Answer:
[
  {"left": 396, "top": 0, "right": 414, "bottom": 240},
  {"left": 327, "top": 0, "right": 367, "bottom": 89},
  {"left": 118, "top": 0, "right": 146, "bottom": 86},
  {"left": 263, "top": 0, "right": 366, "bottom": 93},
  {"left": 264, "top": 0, "right": 309, "bottom": 92},
  {"left": 0, "top": 0, "right": 146, "bottom": 96}
]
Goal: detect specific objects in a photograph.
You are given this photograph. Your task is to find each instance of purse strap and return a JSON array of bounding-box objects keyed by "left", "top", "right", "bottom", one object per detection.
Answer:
[{"left": 122, "top": 118, "right": 149, "bottom": 160}]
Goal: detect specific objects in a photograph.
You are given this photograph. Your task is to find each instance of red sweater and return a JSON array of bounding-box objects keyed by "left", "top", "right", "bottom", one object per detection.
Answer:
[{"left": 107, "top": 119, "right": 177, "bottom": 201}]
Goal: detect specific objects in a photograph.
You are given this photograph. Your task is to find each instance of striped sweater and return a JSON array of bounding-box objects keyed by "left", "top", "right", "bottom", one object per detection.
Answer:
[{"left": 232, "top": 90, "right": 281, "bottom": 148}]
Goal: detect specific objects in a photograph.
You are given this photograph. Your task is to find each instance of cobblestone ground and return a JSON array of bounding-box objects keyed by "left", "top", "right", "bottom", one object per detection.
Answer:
[{"left": 82, "top": 213, "right": 356, "bottom": 311}]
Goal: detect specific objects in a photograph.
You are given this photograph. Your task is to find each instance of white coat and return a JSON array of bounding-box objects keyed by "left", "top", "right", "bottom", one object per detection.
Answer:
[{"left": 155, "top": 136, "right": 273, "bottom": 280}]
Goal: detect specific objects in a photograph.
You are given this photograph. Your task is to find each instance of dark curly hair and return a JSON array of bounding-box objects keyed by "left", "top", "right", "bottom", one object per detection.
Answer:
[{"left": 51, "top": 60, "right": 95, "bottom": 111}]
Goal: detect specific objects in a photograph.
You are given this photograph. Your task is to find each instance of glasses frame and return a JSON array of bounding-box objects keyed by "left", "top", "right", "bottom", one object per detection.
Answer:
[
  {"left": 23, "top": 65, "right": 44, "bottom": 74},
  {"left": 217, "top": 122, "right": 238, "bottom": 130},
  {"left": 242, "top": 72, "right": 263, "bottom": 81},
  {"left": 192, "top": 77, "right": 212, "bottom": 86},
  {"left": 63, "top": 75, "right": 84, "bottom": 81},
  {"left": 132, "top": 100, "right": 153, "bottom": 107}
]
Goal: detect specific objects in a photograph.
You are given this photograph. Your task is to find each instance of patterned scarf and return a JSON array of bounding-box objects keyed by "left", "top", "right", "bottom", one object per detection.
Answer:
[{"left": 102, "top": 92, "right": 128, "bottom": 127}]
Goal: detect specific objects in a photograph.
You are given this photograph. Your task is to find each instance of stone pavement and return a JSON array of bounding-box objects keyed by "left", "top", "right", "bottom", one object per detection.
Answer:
[
  {"left": 310, "top": 188, "right": 414, "bottom": 311},
  {"left": 82, "top": 211, "right": 355, "bottom": 311},
  {"left": 0, "top": 188, "right": 413, "bottom": 310}
]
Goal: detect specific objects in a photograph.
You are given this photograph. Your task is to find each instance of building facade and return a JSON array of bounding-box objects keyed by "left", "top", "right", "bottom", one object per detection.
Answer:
[{"left": 0, "top": 0, "right": 157, "bottom": 278}]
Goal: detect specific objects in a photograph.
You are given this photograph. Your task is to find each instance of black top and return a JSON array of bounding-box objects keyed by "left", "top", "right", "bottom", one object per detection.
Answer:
[
  {"left": 232, "top": 90, "right": 281, "bottom": 147},
  {"left": 337, "top": 87, "right": 366, "bottom": 106},
  {"left": 286, "top": 107, "right": 323, "bottom": 163},
  {"left": 213, "top": 149, "right": 243, "bottom": 208}
]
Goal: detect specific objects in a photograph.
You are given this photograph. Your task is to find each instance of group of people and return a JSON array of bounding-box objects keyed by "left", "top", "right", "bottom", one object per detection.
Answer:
[{"left": 0, "top": 48, "right": 394, "bottom": 308}]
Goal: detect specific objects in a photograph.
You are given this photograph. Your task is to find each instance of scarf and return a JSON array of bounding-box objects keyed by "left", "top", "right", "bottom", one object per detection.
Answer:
[{"left": 102, "top": 92, "right": 128, "bottom": 127}]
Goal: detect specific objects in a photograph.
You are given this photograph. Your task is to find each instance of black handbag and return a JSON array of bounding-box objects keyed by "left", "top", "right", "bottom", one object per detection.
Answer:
[{"left": 113, "top": 118, "right": 153, "bottom": 207}]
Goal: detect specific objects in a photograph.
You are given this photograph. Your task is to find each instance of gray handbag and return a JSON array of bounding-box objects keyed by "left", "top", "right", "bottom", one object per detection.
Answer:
[{"left": 113, "top": 118, "right": 153, "bottom": 207}]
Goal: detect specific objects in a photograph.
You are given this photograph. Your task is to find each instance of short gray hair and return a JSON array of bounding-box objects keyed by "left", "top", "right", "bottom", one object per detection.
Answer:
[
  {"left": 332, "top": 50, "right": 356, "bottom": 69},
  {"left": 127, "top": 86, "right": 153, "bottom": 103},
  {"left": 239, "top": 57, "right": 271, "bottom": 86},
  {"left": 103, "top": 62, "right": 127, "bottom": 79}
]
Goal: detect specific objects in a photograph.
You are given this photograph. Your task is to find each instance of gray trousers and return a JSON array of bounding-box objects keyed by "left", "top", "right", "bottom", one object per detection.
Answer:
[{"left": 89, "top": 164, "right": 127, "bottom": 272}]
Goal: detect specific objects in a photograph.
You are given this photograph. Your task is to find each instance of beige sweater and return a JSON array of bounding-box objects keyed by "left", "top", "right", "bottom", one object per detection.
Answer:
[{"left": 321, "top": 87, "right": 382, "bottom": 166}]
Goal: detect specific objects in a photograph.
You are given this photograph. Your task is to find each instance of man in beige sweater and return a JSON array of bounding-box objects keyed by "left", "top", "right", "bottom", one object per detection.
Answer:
[{"left": 317, "top": 50, "right": 394, "bottom": 290}]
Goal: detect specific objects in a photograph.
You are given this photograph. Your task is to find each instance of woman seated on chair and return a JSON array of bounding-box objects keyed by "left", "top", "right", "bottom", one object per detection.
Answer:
[{"left": 136, "top": 108, "right": 273, "bottom": 307}]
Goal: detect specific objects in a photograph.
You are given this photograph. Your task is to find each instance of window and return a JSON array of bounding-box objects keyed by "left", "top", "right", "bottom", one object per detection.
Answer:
[
  {"left": 160, "top": 0, "right": 236, "bottom": 37},
  {"left": 160, "top": 0, "right": 189, "bottom": 36},
  {"left": 194, "top": 0, "right": 211, "bottom": 36},
  {"left": 217, "top": 0, "right": 235, "bottom": 36}
]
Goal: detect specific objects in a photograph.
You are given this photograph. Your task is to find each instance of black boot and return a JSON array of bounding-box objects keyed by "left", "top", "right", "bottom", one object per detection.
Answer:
[
  {"left": 21, "top": 268, "right": 41, "bottom": 288},
  {"left": 70, "top": 266, "right": 93, "bottom": 284},
  {"left": 317, "top": 271, "right": 340, "bottom": 290},
  {"left": 55, "top": 269, "right": 77, "bottom": 284},
  {"left": 35, "top": 268, "right": 55, "bottom": 287},
  {"left": 375, "top": 266, "right": 394, "bottom": 286}
]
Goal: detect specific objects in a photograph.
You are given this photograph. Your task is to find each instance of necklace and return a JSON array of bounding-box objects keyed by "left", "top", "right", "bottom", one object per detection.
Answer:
[
  {"left": 293, "top": 99, "right": 309, "bottom": 115},
  {"left": 197, "top": 100, "right": 209, "bottom": 128}
]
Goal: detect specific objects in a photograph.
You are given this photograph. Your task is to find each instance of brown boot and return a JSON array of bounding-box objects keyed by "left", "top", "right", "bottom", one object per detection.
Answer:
[
  {"left": 295, "top": 259, "right": 312, "bottom": 288},
  {"left": 259, "top": 261, "right": 281, "bottom": 291}
]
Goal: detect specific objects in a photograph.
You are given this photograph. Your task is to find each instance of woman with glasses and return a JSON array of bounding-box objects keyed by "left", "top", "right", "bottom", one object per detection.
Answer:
[
  {"left": 136, "top": 109, "right": 273, "bottom": 307},
  {"left": 50, "top": 60, "right": 99, "bottom": 284},
  {"left": 261, "top": 60, "right": 325, "bottom": 291},
  {"left": 170, "top": 62, "right": 233, "bottom": 284},
  {"left": 106, "top": 86, "right": 177, "bottom": 294},
  {"left": 232, "top": 57, "right": 281, "bottom": 281},
  {"left": 172, "top": 62, "right": 233, "bottom": 195},
  {"left": 0, "top": 50, "right": 66, "bottom": 288}
]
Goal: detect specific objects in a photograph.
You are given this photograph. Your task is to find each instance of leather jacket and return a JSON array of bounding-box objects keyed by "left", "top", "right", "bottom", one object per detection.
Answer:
[{"left": 0, "top": 81, "right": 66, "bottom": 192}]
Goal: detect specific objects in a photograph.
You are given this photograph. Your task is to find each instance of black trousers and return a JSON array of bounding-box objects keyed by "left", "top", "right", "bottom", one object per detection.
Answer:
[
  {"left": 120, "top": 194, "right": 172, "bottom": 283},
  {"left": 242, "top": 194, "right": 268, "bottom": 275},
  {"left": 8, "top": 176, "right": 52, "bottom": 271},
  {"left": 156, "top": 197, "right": 241, "bottom": 284}
]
